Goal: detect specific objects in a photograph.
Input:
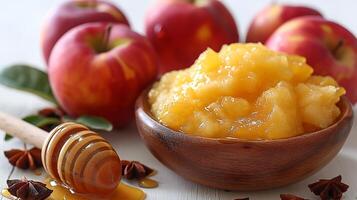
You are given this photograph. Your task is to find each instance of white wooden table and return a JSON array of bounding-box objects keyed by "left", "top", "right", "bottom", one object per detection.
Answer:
[{"left": 0, "top": 0, "right": 356, "bottom": 199}]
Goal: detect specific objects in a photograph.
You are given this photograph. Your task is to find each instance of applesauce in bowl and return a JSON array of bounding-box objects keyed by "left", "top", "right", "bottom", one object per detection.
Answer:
[
  {"left": 136, "top": 43, "right": 353, "bottom": 190},
  {"left": 149, "top": 43, "right": 345, "bottom": 140}
]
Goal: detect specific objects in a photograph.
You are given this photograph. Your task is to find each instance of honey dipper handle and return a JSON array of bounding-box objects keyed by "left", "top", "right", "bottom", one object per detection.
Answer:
[{"left": 0, "top": 111, "right": 48, "bottom": 148}]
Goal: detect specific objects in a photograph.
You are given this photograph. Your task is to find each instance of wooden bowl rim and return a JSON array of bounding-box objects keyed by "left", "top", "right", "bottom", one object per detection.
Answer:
[{"left": 136, "top": 87, "right": 354, "bottom": 145}]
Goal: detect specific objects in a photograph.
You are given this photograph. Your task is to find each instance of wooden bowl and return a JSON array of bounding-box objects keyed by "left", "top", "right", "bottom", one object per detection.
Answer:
[{"left": 135, "top": 89, "right": 354, "bottom": 191}]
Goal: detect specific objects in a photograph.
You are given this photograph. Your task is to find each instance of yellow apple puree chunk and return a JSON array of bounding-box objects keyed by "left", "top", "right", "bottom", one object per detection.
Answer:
[{"left": 149, "top": 43, "right": 345, "bottom": 140}]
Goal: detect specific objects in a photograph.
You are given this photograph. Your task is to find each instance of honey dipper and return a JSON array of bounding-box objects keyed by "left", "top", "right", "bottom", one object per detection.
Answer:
[{"left": 0, "top": 111, "right": 121, "bottom": 195}]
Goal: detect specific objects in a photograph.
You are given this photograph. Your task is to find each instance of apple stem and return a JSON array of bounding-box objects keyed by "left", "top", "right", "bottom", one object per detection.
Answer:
[
  {"left": 332, "top": 39, "right": 344, "bottom": 56},
  {"left": 100, "top": 24, "right": 113, "bottom": 52},
  {"left": 188, "top": 0, "right": 205, "bottom": 5}
]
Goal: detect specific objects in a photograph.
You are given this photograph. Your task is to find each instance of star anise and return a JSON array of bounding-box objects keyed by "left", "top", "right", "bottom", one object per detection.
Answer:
[
  {"left": 7, "top": 178, "right": 52, "bottom": 200},
  {"left": 121, "top": 160, "right": 154, "bottom": 180},
  {"left": 280, "top": 194, "right": 307, "bottom": 200},
  {"left": 308, "top": 175, "right": 349, "bottom": 200},
  {"left": 4, "top": 147, "right": 42, "bottom": 170}
]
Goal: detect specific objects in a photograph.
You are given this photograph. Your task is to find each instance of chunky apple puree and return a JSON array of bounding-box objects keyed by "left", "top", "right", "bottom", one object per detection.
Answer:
[{"left": 149, "top": 43, "right": 345, "bottom": 140}]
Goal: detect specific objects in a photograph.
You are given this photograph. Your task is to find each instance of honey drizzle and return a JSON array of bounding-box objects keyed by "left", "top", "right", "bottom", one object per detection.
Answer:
[
  {"left": 33, "top": 169, "right": 42, "bottom": 176},
  {"left": 45, "top": 179, "right": 146, "bottom": 200},
  {"left": 137, "top": 170, "right": 159, "bottom": 188},
  {"left": 138, "top": 178, "right": 158, "bottom": 188}
]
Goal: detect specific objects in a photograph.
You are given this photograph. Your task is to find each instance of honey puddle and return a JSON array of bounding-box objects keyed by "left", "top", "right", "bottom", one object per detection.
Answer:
[
  {"left": 33, "top": 169, "right": 42, "bottom": 176},
  {"left": 138, "top": 178, "right": 158, "bottom": 188},
  {"left": 46, "top": 179, "right": 146, "bottom": 200},
  {"left": 2, "top": 180, "right": 146, "bottom": 200}
]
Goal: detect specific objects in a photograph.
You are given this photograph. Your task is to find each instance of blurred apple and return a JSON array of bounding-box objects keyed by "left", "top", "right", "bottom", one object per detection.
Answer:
[
  {"left": 49, "top": 23, "right": 158, "bottom": 126},
  {"left": 266, "top": 16, "right": 357, "bottom": 103},
  {"left": 246, "top": 4, "right": 322, "bottom": 43},
  {"left": 41, "top": 0, "right": 129, "bottom": 64},
  {"left": 145, "top": 0, "right": 239, "bottom": 74}
]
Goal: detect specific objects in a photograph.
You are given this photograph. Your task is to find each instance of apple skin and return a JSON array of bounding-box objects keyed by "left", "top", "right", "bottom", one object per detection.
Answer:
[
  {"left": 145, "top": 0, "right": 239, "bottom": 74},
  {"left": 266, "top": 16, "right": 357, "bottom": 104},
  {"left": 48, "top": 23, "right": 158, "bottom": 127},
  {"left": 41, "top": 0, "right": 129, "bottom": 64},
  {"left": 246, "top": 4, "right": 322, "bottom": 43}
]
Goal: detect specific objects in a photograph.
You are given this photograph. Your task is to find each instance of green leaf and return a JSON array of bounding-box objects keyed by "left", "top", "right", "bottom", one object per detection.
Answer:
[
  {"left": 75, "top": 116, "right": 113, "bottom": 131},
  {"left": 0, "top": 64, "right": 57, "bottom": 104},
  {"left": 22, "top": 115, "right": 61, "bottom": 127},
  {"left": 4, "top": 134, "right": 13, "bottom": 141}
]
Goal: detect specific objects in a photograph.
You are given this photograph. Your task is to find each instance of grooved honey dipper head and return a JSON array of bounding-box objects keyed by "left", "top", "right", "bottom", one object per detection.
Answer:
[{"left": 41, "top": 122, "right": 121, "bottom": 194}]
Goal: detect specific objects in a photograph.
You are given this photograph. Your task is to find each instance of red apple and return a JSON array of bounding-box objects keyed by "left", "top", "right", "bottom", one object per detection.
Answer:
[
  {"left": 145, "top": 0, "right": 239, "bottom": 74},
  {"left": 41, "top": 0, "right": 129, "bottom": 64},
  {"left": 266, "top": 16, "right": 357, "bottom": 103},
  {"left": 48, "top": 23, "right": 158, "bottom": 126},
  {"left": 246, "top": 4, "right": 322, "bottom": 43}
]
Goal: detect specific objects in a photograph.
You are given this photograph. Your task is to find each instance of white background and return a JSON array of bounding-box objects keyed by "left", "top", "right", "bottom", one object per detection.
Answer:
[{"left": 0, "top": 0, "right": 356, "bottom": 200}]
